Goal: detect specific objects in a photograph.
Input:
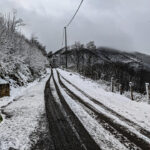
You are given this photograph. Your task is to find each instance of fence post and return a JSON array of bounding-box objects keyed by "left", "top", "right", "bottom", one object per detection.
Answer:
[
  {"left": 119, "top": 84, "right": 123, "bottom": 95},
  {"left": 129, "top": 82, "right": 134, "bottom": 100},
  {"left": 111, "top": 77, "right": 114, "bottom": 92},
  {"left": 94, "top": 71, "right": 98, "bottom": 80},
  {"left": 145, "top": 83, "right": 150, "bottom": 104}
]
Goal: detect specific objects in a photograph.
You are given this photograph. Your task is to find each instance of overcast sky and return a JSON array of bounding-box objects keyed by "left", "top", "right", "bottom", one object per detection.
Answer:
[{"left": 0, "top": 0, "right": 150, "bottom": 54}]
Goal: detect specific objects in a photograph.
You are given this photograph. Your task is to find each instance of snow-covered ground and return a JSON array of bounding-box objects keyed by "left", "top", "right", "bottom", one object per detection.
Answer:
[
  {"left": 58, "top": 68, "right": 150, "bottom": 132},
  {"left": 0, "top": 69, "right": 50, "bottom": 150},
  {"left": 53, "top": 70, "right": 127, "bottom": 150},
  {"left": 0, "top": 81, "right": 37, "bottom": 109}
]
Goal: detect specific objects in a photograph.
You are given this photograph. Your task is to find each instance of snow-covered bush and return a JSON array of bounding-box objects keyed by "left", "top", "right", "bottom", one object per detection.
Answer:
[{"left": 0, "top": 11, "right": 49, "bottom": 86}]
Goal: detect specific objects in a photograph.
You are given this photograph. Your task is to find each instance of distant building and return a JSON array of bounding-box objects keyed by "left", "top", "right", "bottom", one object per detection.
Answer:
[{"left": 0, "top": 79, "right": 10, "bottom": 98}]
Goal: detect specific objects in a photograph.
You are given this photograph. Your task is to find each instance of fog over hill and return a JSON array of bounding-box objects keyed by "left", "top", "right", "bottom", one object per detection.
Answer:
[{"left": 50, "top": 44, "right": 150, "bottom": 93}]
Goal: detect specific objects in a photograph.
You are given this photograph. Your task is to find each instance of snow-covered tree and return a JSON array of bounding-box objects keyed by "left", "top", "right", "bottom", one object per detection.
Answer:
[
  {"left": 0, "top": 11, "right": 49, "bottom": 86},
  {"left": 86, "top": 41, "right": 96, "bottom": 50}
]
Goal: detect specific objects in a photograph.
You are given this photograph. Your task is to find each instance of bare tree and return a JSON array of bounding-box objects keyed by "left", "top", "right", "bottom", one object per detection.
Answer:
[
  {"left": 0, "top": 14, "right": 6, "bottom": 41},
  {"left": 72, "top": 41, "right": 84, "bottom": 71}
]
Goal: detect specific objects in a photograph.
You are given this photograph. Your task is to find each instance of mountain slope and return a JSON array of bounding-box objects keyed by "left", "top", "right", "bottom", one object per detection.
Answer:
[
  {"left": 0, "top": 13, "right": 49, "bottom": 87},
  {"left": 51, "top": 47, "right": 150, "bottom": 93}
]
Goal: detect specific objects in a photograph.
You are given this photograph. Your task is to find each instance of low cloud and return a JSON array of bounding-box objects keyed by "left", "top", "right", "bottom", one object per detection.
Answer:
[{"left": 0, "top": 0, "right": 150, "bottom": 55}]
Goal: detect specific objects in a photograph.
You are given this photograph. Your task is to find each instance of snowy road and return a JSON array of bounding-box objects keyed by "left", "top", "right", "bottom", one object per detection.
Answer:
[
  {"left": 1, "top": 68, "right": 149, "bottom": 150},
  {"left": 45, "top": 68, "right": 150, "bottom": 150},
  {"left": 45, "top": 70, "right": 100, "bottom": 150}
]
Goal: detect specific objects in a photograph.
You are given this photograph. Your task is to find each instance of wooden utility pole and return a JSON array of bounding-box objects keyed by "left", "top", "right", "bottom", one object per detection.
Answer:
[
  {"left": 145, "top": 83, "right": 150, "bottom": 103},
  {"left": 119, "top": 84, "right": 123, "bottom": 95},
  {"left": 64, "top": 27, "right": 68, "bottom": 68}
]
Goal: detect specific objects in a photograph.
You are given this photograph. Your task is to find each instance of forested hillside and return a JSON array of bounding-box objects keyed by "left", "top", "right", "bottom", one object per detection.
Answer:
[
  {"left": 0, "top": 11, "right": 49, "bottom": 87},
  {"left": 50, "top": 42, "right": 150, "bottom": 93}
]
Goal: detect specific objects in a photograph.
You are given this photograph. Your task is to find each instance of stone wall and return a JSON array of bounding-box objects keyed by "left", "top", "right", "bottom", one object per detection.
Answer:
[{"left": 0, "top": 84, "right": 10, "bottom": 98}]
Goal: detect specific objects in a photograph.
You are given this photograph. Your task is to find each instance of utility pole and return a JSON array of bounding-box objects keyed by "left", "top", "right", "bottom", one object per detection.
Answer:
[
  {"left": 61, "top": 0, "right": 84, "bottom": 68},
  {"left": 64, "top": 27, "right": 68, "bottom": 68}
]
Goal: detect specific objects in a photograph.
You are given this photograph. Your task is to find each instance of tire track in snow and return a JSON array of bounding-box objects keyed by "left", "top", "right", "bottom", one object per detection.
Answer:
[
  {"left": 44, "top": 70, "right": 100, "bottom": 150},
  {"left": 57, "top": 70, "right": 150, "bottom": 150},
  {"left": 59, "top": 70, "right": 150, "bottom": 140}
]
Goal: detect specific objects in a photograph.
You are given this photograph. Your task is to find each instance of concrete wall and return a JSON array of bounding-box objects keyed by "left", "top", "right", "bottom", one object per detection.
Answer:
[{"left": 0, "top": 84, "right": 10, "bottom": 98}]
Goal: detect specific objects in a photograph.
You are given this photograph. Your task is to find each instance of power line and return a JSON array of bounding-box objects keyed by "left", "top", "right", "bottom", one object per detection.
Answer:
[
  {"left": 61, "top": 0, "right": 84, "bottom": 48},
  {"left": 61, "top": 0, "right": 84, "bottom": 68},
  {"left": 66, "top": 0, "right": 84, "bottom": 27}
]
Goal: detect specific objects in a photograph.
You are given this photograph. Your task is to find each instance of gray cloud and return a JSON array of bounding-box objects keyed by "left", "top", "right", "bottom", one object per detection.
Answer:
[{"left": 0, "top": 0, "right": 150, "bottom": 55}]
